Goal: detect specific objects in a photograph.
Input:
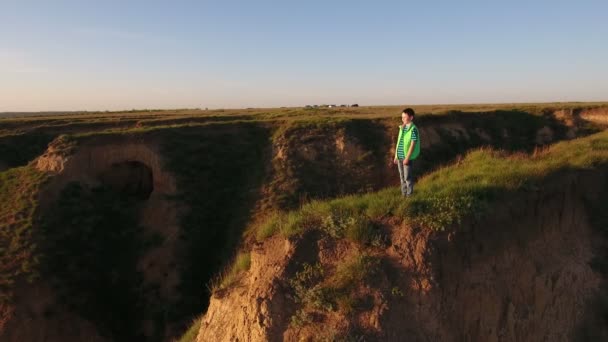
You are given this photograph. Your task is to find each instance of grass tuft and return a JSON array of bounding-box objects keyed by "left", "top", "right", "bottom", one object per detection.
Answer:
[
  {"left": 288, "top": 254, "right": 381, "bottom": 327},
  {"left": 211, "top": 252, "right": 252, "bottom": 293},
  {"left": 175, "top": 315, "right": 203, "bottom": 342}
]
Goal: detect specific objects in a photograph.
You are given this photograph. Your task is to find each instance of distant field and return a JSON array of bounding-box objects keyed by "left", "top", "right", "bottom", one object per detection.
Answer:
[{"left": 2, "top": 101, "right": 607, "bottom": 121}]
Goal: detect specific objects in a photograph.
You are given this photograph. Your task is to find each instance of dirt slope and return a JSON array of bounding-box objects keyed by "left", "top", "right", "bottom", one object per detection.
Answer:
[{"left": 197, "top": 169, "right": 608, "bottom": 341}]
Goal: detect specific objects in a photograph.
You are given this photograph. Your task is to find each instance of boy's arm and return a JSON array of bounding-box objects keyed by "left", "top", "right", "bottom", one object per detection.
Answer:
[
  {"left": 404, "top": 140, "right": 416, "bottom": 165},
  {"left": 403, "top": 127, "right": 418, "bottom": 165},
  {"left": 393, "top": 127, "right": 401, "bottom": 163}
]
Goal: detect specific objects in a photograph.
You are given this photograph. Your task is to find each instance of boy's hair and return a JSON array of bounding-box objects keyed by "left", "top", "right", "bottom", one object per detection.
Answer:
[{"left": 402, "top": 107, "right": 415, "bottom": 118}]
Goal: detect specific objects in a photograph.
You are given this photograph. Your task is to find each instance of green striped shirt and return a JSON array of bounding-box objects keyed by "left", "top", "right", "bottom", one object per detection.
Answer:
[{"left": 397, "top": 125, "right": 418, "bottom": 160}]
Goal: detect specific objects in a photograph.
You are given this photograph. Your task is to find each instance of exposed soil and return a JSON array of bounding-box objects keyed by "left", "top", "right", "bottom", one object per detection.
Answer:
[{"left": 197, "top": 169, "right": 608, "bottom": 341}]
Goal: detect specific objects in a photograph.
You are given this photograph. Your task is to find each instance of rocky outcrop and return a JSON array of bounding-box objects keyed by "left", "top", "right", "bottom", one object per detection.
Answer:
[
  {"left": 35, "top": 136, "right": 175, "bottom": 196},
  {"left": 198, "top": 236, "right": 295, "bottom": 341}
]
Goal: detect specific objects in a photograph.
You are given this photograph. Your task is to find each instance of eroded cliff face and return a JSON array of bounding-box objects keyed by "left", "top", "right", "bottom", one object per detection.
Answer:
[
  {"left": 381, "top": 171, "right": 606, "bottom": 342},
  {"left": 1, "top": 136, "right": 182, "bottom": 341},
  {"left": 198, "top": 170, "right": 608, "bottom": 342},
  {"left": 35, "top": 136, "right": 176, "bottom": 195},
  {"left": 263, "top": 112, "right": 576, "bottom": 212},
  {"left": 559, "top": 107, "right": 608, "bottom": 131},
  {"left": 3, "top": 106, "right": 606, "bottom": 341},
  {"left": 35, "top": 136, "right": 181, "bottom": 305},
  {"left": 199, "top": 236, "right": 297, "bottom": 341}
]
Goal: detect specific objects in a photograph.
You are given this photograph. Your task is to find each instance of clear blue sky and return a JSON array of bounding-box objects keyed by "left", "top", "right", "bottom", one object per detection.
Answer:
[{"left": 1, "top": 0, "right": 607, "bottom": 111}]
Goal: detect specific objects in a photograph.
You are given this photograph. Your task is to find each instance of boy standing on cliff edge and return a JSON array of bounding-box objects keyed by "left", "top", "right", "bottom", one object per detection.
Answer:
[{"left": 393, "top": 108, "right": 420, "bottom": 196}]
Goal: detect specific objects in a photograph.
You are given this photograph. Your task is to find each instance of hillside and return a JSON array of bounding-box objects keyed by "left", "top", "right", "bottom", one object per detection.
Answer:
[
  {"left": 0, "top": 103, "right": 607, "bottom": 341},
  {"left": 199, "top": 130, "right": 608, "bottom": 341}
]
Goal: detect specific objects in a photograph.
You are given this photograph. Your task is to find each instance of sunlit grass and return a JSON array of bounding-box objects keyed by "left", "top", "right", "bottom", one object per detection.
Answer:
[
  {"left": 175, "top": 315, "right": 203, "bottom": 342},
  {"left": 210, "top": 252, "right": 252, "bottom": 293},
  {"left": 254, "top": 130, "right": 608, "bottom": 237}
]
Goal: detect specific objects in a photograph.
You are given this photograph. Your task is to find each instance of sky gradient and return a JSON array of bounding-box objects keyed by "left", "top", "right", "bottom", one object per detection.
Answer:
[{"left": 1, "top": 0, "right": 607, "bottom": 111}]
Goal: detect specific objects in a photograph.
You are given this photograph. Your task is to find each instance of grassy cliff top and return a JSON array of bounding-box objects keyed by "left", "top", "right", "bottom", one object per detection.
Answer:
[{"left": 254, "top": 129, "right": 608, "bottom": 240}]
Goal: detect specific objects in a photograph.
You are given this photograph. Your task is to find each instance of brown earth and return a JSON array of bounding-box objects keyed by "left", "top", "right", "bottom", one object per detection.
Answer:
[
  {"left": 35, "top": 135, "right": 181, "bottom": 303},
  {"left": 197, "top": 169, "right": 608, "bottom": 341},
  {"left": 579, "top": 107, "right": 608, "bottom": 127},
  {"left": 199, "top": 235, "right": 296, "bottom": 341},
  {"left": 3, "top": 106, "right": 607, "bottom": 341},
  {"left": 1, "top": 136, "right": 182, "bottom": 341},
  {"left": 553, "top": 107, "right": 608, "bottom": 138}
]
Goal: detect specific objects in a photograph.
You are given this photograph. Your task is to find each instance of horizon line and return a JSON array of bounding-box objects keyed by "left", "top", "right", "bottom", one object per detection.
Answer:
[{"left": 2, "top": 100, "right": 608, "bottom": 116}]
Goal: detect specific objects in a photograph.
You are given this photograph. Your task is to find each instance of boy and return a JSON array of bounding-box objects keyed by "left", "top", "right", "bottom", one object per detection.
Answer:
[{"left": 393, "top": 108, "right": 420, "bottom": 196}]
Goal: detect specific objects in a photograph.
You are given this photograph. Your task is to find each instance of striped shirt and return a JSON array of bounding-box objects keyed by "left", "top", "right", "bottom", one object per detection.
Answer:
[{"left": 397, "top": 124, "right": 418, "bottom": 160}]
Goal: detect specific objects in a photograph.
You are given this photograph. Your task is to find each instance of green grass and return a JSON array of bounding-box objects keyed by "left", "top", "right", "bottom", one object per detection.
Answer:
[
  {"left": 0, "top": 166, "right": 47, "bottom": 326},
  {"left": 289, "top": 262, "right": 327, "bottom": 326},
  {"left": 407, "top": 131, "right": 608, "bottom": 229},
  {"left": 331, "top": 254, "right": 380, "bottom": 290},
  {"left": 210, "top": 252, "right": 252, "bottom": 293},
  {"left": 288, "top": 254, "right": 381, "bottom": 327},
  {"left": 175, "top": 315, "right": 203, "bottom": 342},
  {"left": 255, "top": 130, "right": 608, "bottom": 238},
  {"left": 330, "top": 254, "right": 381, "bottom": 316}
]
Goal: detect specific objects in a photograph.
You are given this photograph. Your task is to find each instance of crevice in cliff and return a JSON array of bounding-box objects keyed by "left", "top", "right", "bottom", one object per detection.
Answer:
[{"left": 99, "top": 161, "right": 154, "bottom": 199}]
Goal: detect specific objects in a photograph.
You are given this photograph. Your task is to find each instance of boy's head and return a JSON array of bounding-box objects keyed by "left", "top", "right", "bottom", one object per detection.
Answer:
[{"left": 401, "top": 107, "right": 415, "bottom": 124}]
